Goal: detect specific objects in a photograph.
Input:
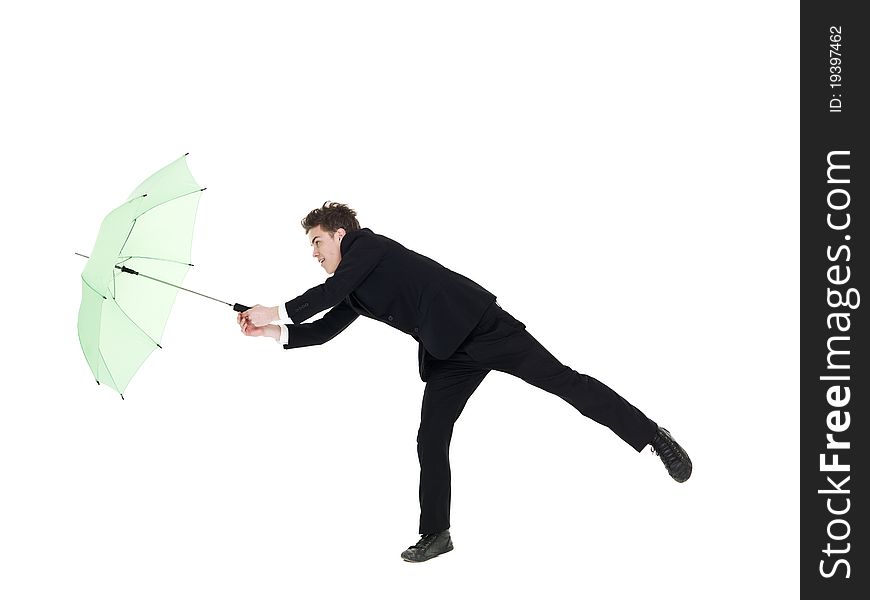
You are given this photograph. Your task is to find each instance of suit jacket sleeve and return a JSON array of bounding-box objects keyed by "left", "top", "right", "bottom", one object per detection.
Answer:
[
  {"left": 283, "top": 234, "right": 386, "bottom": 323},
  {"left": 283, "top": 299, "right": 358, "bottom": 349}
]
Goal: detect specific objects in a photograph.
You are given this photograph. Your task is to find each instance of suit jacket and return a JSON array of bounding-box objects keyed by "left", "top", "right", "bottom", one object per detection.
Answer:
[{"left": 282, "top": 228, "right": 496, "bottom": 379}]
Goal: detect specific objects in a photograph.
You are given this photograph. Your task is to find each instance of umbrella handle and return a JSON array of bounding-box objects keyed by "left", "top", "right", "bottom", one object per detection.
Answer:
[{"left": 233, "top": 303, "right": 251, "bottom": 312}]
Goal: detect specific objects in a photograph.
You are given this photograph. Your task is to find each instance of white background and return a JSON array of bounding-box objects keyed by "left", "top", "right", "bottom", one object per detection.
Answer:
[{"left": 0, "top": 1, "right": 798, "bottom": 598}]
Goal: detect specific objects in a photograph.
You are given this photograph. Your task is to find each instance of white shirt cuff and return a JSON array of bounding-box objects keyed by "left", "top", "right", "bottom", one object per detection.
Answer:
[
  {"left": 279, "top": 325, "right": 289, "bottom": 346},
  {"left": 278, "top": 303, "right": 289, "bottom": 321}
]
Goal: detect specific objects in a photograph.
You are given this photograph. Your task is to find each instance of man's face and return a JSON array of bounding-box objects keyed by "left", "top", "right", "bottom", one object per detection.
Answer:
[{"left": 308, "top": 225, "right": 345, "bottom": 275}]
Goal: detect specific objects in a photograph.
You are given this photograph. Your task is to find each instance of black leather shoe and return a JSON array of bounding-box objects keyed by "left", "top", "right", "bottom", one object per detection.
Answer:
[
  {"left": 650, "top": 427, "right": 692, "bottom": 482},
  {"left": 401, "top": 530, "right": 454, "bottom": 562}
]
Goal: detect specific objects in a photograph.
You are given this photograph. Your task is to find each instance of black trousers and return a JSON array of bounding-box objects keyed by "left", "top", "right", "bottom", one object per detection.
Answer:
[{"left": 417, "top": 301, "right": 658, "bottom": 534}]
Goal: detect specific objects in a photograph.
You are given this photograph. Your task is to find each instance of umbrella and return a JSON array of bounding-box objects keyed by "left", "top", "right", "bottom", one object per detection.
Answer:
[{"left": 77, "top": 154, "right": 248, "bottom": 399}]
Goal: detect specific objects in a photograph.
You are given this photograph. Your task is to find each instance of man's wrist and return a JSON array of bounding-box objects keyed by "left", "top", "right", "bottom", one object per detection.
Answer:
[{"left": 267, "top": 324, "right": 281, "bottom": 340}]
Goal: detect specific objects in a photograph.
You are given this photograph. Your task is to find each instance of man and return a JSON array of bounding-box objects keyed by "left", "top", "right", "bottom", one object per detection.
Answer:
[{"left": 237, "top": 202, "right": 692, "bottom": 563}]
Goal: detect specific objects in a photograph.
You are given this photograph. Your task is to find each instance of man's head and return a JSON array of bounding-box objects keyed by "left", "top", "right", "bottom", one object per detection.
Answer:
[{"left": 301, "top": 202, "right": 360, "bottom": 275}]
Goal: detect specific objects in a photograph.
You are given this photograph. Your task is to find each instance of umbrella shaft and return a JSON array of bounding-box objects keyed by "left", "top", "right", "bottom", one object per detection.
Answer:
[
  {"left": 76, "top": 253, "right": 233, "bottom": 307},
  {"left": 134, "top": 270, "right": 233, "bottom": 307}
]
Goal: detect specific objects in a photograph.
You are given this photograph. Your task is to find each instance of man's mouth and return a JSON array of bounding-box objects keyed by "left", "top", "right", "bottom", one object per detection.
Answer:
[{"left": 319, "top": 258, "right": 325, "bottom": 265}]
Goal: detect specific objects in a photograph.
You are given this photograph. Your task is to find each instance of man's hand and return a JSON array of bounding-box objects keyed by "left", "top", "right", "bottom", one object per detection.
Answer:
[
  {"left": 241, "top": 304, "right": 280, "bottom": 327},
  {"left": 236, "top": 305, "right": 281, "bottom": 340},
  {"left": 237, "top": 314, "right": 281, "bottom": 341}
]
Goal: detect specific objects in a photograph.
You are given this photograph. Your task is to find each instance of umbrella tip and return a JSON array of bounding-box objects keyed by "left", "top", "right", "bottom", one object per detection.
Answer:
[
  {"left": 200, "top": 187, "right": 207, "bottom": 191},
  {"left": 184, "top": 152, "right": 190, "bottom": 156},
  {"left": 157, "top": 343, "right": 163, "bottom": 349},
  {"left": 121, "top": 394, "right": 125, "bottom": 401}
]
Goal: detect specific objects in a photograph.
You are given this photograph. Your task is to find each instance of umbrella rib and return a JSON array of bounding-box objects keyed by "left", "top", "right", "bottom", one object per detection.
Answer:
[
  {"left": 120, "top": 222, "right": 136, "bottom": 257},
  {"left": 81, "top": 276, "right": 107, "bottom": 300},
  {"left": 118, "top": 188, "right": 204, "bottom": 257},
  {"left": 134, "top": 187, "right": 205, "bottom": 220},
  {"left": 108, "top": 295, "right": 164, "bottom": 350},
  {"left": 117, "top": 255, "right": 195, "bottom": 267},
  {"left": 113, "top": 195, "right": 148, "bottom": 257},
  {"left": 111, "top": 262, "right": 118, "bottom": 299},
  {"left": 97, "top": 347, "right": 121, "bottom": 397}
]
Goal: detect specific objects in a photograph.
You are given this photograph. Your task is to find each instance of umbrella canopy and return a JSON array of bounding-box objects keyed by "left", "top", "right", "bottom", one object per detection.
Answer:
[{"left": 78, "top": 154, "right": 205, "bottom": 398}]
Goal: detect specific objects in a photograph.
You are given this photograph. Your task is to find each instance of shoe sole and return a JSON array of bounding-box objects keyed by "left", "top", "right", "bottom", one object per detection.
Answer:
[
  {"left": 658, "top": 428, "right": 692, "bottom": 483},
  {"left": 672, "top": 467, "right": 692, "bottom": 483},
  {"left": 401, "top": 546, "right": 454, "bottom": 562}
]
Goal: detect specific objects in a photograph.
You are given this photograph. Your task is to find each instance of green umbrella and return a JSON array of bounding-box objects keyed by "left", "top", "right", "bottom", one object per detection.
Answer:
[{"left": 77, "top": 154, "right": 248, "bottom": 399}]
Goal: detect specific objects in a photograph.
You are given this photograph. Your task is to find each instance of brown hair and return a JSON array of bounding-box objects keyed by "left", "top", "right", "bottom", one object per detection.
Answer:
[{"left": 301, "top": 202, "right": 361, "bottom": 234}]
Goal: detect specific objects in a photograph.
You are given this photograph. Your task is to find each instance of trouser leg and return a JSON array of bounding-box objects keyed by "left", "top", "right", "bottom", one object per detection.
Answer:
[
  {"left": 417, "top": 367, "right": 488, "bottom": 534},
  {"left": 466, "top": 304, "right": 658, "bottom": 451}
]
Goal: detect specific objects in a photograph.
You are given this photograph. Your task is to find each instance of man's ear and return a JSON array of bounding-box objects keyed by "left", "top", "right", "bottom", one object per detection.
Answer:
[{"left": 336, "top": 227, "right": 347, "bottom": 240}]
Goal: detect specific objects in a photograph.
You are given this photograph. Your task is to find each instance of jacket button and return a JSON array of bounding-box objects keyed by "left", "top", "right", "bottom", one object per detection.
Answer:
[
  {"left": 413, "top": 327, "right": 419, "bottom": 333},
  {"left": 388, "top": 315, "right": 394, "bottom": 322}
]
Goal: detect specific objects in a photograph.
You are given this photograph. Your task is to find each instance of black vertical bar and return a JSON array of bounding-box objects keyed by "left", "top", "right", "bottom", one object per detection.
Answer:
[{"left": 801, "top": 3, "right": 867, "bottom": 597}]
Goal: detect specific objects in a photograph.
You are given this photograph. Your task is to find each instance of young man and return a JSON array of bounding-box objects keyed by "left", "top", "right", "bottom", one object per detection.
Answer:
[{"left": 237, "top": 202, "right": 692, "bottom": 563}]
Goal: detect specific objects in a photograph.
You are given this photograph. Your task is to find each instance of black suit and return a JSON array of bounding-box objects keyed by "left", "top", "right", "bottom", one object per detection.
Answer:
[{"left": 282, "top": 228, "right": 657, "bottom": 533}]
